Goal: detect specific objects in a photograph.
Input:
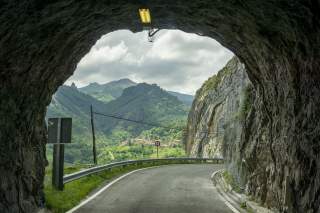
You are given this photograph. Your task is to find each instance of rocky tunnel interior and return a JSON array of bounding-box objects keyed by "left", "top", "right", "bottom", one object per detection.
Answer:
[{"left": 0, "top": 0, "right": 319, "bottom": 212}]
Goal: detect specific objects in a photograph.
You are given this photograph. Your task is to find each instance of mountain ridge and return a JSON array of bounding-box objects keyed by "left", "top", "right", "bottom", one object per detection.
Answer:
[
  {"left": 78, "top": 78, "right": 137, "bottom": 103},
  {"left": 76, "top": 78, "right": 194, "bottom": 105},
  {"left": 98, "top": 83, "right": 188, "bottom": 135},
  {"left": 47, "top": 81, "right": 189, "bottom": 137}
]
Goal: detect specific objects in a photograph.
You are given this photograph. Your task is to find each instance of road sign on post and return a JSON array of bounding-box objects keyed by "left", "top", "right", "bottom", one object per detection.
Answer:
[
  {"left": 47, "top": 118, "right": 72, "bottom": 190},
  {"left": 48, "top": 118, "right": 72, "bottom": 144},
  {"left": 155, "top": 140, "right": 160, "bottom": 158}
]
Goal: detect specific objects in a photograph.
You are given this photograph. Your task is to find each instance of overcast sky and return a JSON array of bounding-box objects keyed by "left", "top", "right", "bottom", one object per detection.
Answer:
[{"left": 66, "top": 30, "right": 233, "bottom": 95}]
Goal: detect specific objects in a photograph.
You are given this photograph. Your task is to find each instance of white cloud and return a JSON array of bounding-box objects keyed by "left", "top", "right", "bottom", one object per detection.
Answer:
[
  {"left": 66, "top": 30, "right": 234, "bottom": 95},
  {"left": 78, "top": 41, "right": 128, "bottom": 67}
]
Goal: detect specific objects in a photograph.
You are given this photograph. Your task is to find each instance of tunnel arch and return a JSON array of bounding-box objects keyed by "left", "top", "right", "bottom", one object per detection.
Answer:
[{"left": 0, "top": 0, "right": 319, "bottom": 212}]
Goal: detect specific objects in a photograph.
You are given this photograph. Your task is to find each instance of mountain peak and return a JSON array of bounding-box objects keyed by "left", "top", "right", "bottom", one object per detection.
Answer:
[
  {"left": 71, "top": 82, "right": 77, "bottom": 89},
  {"left": 79, "top": 78, "right": 137, "bottom": 103},
  {"left": 116, "top": 78, "right": 136, "bottom": 84},
  {"left": 107, "top": 78, "right": 137, "bottom": 87}
]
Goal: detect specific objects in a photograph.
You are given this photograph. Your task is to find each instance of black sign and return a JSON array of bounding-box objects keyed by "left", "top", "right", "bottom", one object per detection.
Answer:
[
  {"left": 48, "top": 118, "right": 72, "bottom": 144},
  {"left": 155, "top": 141, "right": 160, "bottom": 147}
]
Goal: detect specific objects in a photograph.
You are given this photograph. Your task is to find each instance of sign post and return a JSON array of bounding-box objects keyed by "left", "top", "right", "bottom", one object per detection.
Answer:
[
  {"left": 48, "top": 118, "right": 72, "bottom": 191},
  {"left": 52, "top": 143, "right": 64, "bottom": 190},
  {"left": 155, "top": 140, "right": 160, "bottom": 158}
]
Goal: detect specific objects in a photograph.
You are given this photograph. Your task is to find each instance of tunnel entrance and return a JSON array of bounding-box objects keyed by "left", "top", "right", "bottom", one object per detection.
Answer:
[
  {"left": 0, "top": 1, "right": 319, "bottom": 212},
  {"left": 45, "top": 28, "right": 236, "bottom": 211},
  {"left": 46, "top": 29, "right": 233, "bottom": 164}
]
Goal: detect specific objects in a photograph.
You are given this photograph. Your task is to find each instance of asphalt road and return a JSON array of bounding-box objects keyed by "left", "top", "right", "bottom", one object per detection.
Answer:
[{"left": 72, "top": 164, "right": 233, "bottom": 213}]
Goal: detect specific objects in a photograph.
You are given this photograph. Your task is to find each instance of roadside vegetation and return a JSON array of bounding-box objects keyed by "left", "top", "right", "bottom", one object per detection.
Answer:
[
  {"left": 196, "top": 59, "right": 234, "bottom": 98},
  {"left": 97, "top": 145, "right": 185, "bottom": 163},
  {"left": 46, "top": 119, "right": 186, "bottom": 165},
  {"left": 44, "top": 164, "right": 143, "bottom": 213},
  {"left": 237, "top": 84, "right": 254, "bottom": 121},
  {"left": 222, "top": 170, "right": 242, "bottom": 193}
]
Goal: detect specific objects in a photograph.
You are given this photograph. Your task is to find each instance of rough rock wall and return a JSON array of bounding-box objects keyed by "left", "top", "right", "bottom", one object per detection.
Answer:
[
  {"left": 185, "top": 57, "right": 249, "bottom": 159},
  {"left": 184, "top": 57, "right": 260, "bottom": 187},
  {"left": 1, "top": 0, "right": 320, "bottom": 212},
  {"left": 185, "top": 56, "right": 317, "bottom": 212}
]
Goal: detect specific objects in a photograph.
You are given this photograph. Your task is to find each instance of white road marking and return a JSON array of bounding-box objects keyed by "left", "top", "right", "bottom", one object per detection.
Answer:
[
  {"left": 66, "top": 166, "right": 158, "bottom": 213},
  {"left": 216, "top": 193, "right": 241, "bottom": 213},
  {"left": 211, "top": 170, "right": 241, "bottom": 213},
  {"left": 211, "top": 169, "right": 223, "bottom": 179},
  {"left": 224, "top": 200, "right": 241, "bottom": 213},
  {"left": 68, "top": 166, "right": 232, "bottom": 213}
]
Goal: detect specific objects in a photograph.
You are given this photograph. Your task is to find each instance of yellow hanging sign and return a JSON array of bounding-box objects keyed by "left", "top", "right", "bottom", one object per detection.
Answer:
[{"left": 139, "top": 8, "right": 151, "bottom": 24}]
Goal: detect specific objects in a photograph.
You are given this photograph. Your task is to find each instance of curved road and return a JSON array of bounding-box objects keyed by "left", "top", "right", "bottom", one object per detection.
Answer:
[{"left": 71, "top": 164, "right": 233, "bottom": 213}]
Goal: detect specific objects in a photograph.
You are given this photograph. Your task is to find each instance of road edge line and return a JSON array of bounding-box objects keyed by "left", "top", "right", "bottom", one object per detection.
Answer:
[
  {"left": 211, "top": 169, "right": 240, "bottom": 213},
  {"left": 66, "top": 166, "right": 159, "bottom": 213}
]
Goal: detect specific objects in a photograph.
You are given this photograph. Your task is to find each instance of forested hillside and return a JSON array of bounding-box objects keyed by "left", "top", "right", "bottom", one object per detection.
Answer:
[
  {"left": 79, "top": 78, "right": 137, "bottom": 103},
  {"left": 46, "top": 81, "right": 190, "bottom": 164}
]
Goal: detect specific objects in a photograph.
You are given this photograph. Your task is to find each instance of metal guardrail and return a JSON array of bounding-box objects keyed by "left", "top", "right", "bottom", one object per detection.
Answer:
[{"left": 63, "top": 157, "right": 224, "bottom": 184}]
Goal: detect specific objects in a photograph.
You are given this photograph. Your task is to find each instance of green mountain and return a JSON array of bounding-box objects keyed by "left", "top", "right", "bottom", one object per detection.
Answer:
[
  {"left": 46, "top": 82, "right": 188, "bottom": 137},
  {"left": 96, "top": 83, "right": 189, "bottom": 135},
  {"left": 79, "top": 78, "right": 137, "bottom": 103},
  {"left": 78, "top": 78, "right": 194, "bottom": 105},
  {"left": 46, "top": 84, "right": 109, "bottom": 163},
  {"left": 46, "top": 83, "right": 108, "bottom": 135},
  {"left": 46, "top": 82, "right": 189, "bottom": 163}
]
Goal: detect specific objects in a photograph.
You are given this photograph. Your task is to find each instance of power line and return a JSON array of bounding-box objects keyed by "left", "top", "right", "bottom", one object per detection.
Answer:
[
  {"left": 93, "top": 111, "right": 222, "bottom": 135},
  {"left": 93, "top": 111, "right": 184, "bottom": 131}
]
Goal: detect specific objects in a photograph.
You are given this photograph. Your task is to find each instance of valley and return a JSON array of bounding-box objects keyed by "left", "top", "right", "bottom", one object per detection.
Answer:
[{"left": 46, "top": 79, "right": 193, "bottom": 164}]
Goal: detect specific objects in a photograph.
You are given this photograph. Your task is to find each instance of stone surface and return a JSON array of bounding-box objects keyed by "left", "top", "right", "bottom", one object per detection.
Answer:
[
  {"left": 185, "top": 57, "right": 249, "bottom": 159},
  {"left": 185, "top": 55, "right": 320, "bottom": 212},
  {"left": 185, "top": 56, "right": 260, "bottom": 195},
  {"left": 0, "top": 0, "right": 320, "bottom": 212}
]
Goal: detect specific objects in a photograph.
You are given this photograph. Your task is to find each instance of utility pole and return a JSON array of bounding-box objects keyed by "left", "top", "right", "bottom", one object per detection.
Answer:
[{"left": 90, "top": 105, "right": 97, "bottom": 165}]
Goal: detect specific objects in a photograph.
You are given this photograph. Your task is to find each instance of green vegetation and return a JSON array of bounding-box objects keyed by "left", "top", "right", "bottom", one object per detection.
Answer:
[
  {"left": 45, "top": 164, "right": 145, "bottom": 213},
  {"left": 89, "top": 92, "right": 115, "bottom": 103},
  {"left": 42, "top": 76, "right": 200, "bottom": 213},
  {"left": 45, "top": 116, "right": 187, "bottom": 212},
  {"left": 100, "top": 83, "right": 189, "bottom": 137},
  {"left": 197, "top": 58, "right": 234, "bottom": 97},
  {"left": 45, "top": 80, "right": 190, "bottom": 212},
  {"left": 237, "top": 84, "right": 254, "bottom": 121},
  {"left": 46, "top": 118, "right": 187, "bottom": 165},
  {"left": 47, "top": 81, "right": 189, "bottom": 165},
  {"left": 98, "top": 145, "right": 186, "bottom": 164},
  {"left": 139, "top": 119, "right": 185, "bottom": 141},
  {"left": 240, "top": 202, "right": 247, "bottom": 209},
  {"left": 222, "top": 170, "right": 242, "bottom": 193},
  {"left": 79, "top": 79, "right": 137, "bottom": 104}
]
